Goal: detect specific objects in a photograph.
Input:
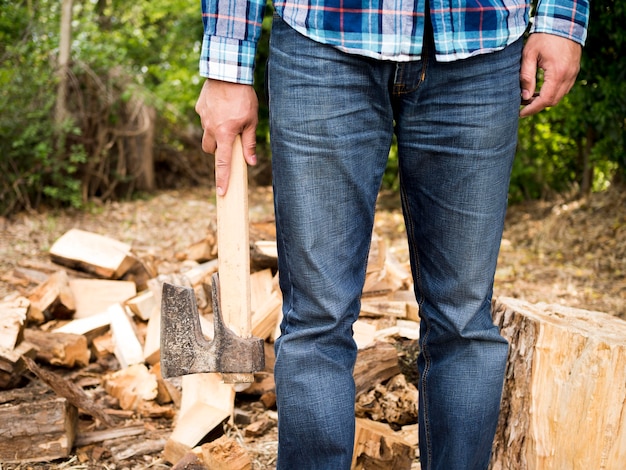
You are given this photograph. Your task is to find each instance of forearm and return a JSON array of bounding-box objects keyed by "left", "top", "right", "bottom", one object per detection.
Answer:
[{"left": 199, "top": 0, "right": 267, "bottom": 84}]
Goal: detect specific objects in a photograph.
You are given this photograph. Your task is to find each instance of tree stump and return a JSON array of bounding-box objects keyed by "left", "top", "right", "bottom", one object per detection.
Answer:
[{"left": 491, "top": 297, "right": 626, "bottom": 470}]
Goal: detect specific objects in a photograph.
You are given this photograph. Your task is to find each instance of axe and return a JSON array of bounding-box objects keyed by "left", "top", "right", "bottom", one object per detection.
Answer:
[{"left": 160, "top": 136, "right": 265, "bottom": 383}]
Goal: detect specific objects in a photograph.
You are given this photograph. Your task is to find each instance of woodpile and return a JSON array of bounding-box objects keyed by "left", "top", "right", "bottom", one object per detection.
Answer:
[
  {"left": 0, "top": 227, "right": 420, "bottom": 468},
  {"left": 3, "top": 223, "right": 625, "bottom": 469}
]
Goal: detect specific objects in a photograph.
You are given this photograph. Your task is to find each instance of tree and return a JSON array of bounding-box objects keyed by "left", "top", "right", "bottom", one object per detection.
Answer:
[
  {"left": 512, "top": 0, "right": 626, "bottom": 201},
  {"left": 55, "top": 0, "right": 73, "bottom": 126},
  {"left": 0, "top": 0, "right": 204, "bottom": 215}
]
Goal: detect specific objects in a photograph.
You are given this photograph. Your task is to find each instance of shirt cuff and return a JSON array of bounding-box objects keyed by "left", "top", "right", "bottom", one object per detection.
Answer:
[
  {"left": 531, "top": 0, "right": 589, "bottom": 46},
  {"left": 199, "top": 34, "right": 257, "bottom": 85}
]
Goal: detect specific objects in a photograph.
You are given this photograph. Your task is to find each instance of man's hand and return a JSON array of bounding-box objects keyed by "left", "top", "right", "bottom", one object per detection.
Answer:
[
  {"left": 195, "top": 79, "right": 258, "bottom": 196},
  {"left": 519, "top": 33, "right": 582, "bottom": 117}
]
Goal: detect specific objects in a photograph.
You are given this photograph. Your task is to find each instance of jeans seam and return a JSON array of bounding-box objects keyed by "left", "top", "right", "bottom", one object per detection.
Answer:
[
  {"left": 399, "top": 180, "right": 433, "bottom": 468},
  {"left": 421, "top": 321, "right": 433, "bottom": 469}
]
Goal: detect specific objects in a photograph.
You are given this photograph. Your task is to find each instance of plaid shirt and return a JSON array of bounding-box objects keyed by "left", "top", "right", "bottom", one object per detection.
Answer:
[{"left": 200, "top": 0, "right": 589, "bottom": 84}]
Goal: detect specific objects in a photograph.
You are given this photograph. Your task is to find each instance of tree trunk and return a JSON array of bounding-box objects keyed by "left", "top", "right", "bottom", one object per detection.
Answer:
[
  {"left": 579, "top": 125, "right": 595, "bottom": 196},
  {"left": 55, "top": 0, "right": 73, "bottom": 126}
]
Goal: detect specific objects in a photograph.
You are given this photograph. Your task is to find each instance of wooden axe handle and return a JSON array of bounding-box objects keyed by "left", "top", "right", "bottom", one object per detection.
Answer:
[{"left": 217, "top": 136, "right": 254, "bottom": 384}]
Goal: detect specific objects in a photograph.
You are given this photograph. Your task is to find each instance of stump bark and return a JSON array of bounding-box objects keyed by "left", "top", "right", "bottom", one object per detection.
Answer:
[{"left": 491, "top": 297, "right": 626, "bottom": 470}]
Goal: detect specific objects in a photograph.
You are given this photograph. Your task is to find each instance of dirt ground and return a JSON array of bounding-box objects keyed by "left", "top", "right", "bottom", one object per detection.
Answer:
[{"left": 1, "top": 184, "right": 624, "bottom": 469}]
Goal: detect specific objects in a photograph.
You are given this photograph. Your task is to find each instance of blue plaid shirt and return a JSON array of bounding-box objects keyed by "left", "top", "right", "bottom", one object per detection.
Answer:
[{"left": 200, "top": 0, "right": 589, "bottom": 84}]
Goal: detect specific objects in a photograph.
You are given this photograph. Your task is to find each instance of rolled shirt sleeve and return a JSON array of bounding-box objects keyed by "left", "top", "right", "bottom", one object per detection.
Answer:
[
  {"left": 198, "top": 0, "right": 589, "bottom": 83},
  {"left": 199, "top": 0, "right": 266, "bottom": 84},
  {"left": 531, "top": 0, "right": 589, "bottom": 45}
]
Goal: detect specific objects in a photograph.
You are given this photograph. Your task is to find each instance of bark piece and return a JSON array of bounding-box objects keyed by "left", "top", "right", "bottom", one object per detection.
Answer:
[
  {"left": 0, "top": 389, "right": 77, "bottom": 463},
  {"left": 354, "top": 341, "right": 401, "bottom": 397},
  {"left": 28, "top": 270, "right": 75, "bottom": 323},
  {"left": 23, "top": 355, "right": 115, "bottom": 426},
  {"left": 0, "top": 340, "right": 37, "bottom": 389},
  {"left": 75, "top": 424, "right": 145, "bottom": 447},
  {"left": 24, "top": 328, "right": 90, "bottom": 368},
  {"left": 49, "top": 228, "right": 137, "bottom": 279},
  {"left": 171, "top": 451, "right": 209, "bottom": 470},
  {"left": 109, "top": 437, "right": 167, "bottom": 461},
  {"left": 250, "top": 240, "right": 278, "bottom": 271},
  {"left": 244, "top": 416, "right": 275, "bottom": 438},
  {"left": 260, "top": 390, "right": 276, "bottom": 409},
  {"left": 352, "top": 418, "right": 415, "bottom": 470},
  {"left": 490, "top": 297, "right": 626, "bottom": 470}
]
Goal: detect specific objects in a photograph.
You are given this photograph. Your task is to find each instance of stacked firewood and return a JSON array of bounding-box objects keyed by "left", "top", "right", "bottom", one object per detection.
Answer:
[{"left": 0, "top": 226, "right": 422, "bottom": 468}]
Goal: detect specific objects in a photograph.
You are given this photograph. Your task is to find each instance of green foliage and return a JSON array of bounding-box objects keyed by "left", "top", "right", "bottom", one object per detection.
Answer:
[
  {"left": 382, "top": 137, "right": 400, "bottom": 191},
  {"left": 1, "top": 0, "right": 624, "bottom": 216},
  {"left": 511, "top": 0, "right": 626, "bottom": 201},
  {"left": 71, "top": 0, "right": 203, "bottom": 119},
  {"left": 513, "top": 105, "right": 577, "bottom": 201},
  {"left": 0, "top": 0, "right": 206, "bottom": 215},
  {"left": 254, "top": 1, "right": 273, "bottom": 149},
  {"left": 0, "top": 0, "right": 86, "bottom": 215}
]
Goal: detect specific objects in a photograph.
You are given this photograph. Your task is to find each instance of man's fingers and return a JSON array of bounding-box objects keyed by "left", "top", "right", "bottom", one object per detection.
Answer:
[
  {"left": 201, "top": 128, "right": 217, "bottom": 155},
  {"left": 519, "top": 94, "right": 548, "bottom": 117},
  {"left": 241, "top": 127, "right": 258, "bottom": 166},
  {"left": 519, "top": 52, "right": 538, "bottom": 104},
  {"left": 195, "top": 79, "right": 259, "bottom": 195},
  {"left": 214, "top": 141, "right": 233, "bottom": 197},
  {"left": 519, "top": 33, "right": 582, "bottom": 117}
]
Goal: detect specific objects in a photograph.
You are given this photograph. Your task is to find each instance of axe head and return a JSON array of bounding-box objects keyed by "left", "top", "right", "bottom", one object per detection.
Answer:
[{"left": 160, "top": 274, "right": 265, "bottom": 379}]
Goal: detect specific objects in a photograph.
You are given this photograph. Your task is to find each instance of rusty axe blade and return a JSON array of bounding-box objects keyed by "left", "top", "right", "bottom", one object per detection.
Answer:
[{"left": 160, "top": 273, "right": 265, "bottom": 379}]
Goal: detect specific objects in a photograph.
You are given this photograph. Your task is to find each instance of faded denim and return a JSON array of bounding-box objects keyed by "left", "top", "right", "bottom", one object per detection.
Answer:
[{"left": 268, "top": 15, "right": 522, "bottom": 470}]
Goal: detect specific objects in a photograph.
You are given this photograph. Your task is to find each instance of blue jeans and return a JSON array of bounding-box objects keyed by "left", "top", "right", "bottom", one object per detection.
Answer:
[{"left": 268, "top": 15, "right": 522, "bottom": 470}]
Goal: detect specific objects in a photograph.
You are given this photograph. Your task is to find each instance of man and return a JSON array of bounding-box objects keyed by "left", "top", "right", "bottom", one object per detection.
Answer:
[{"left": 195, "top": 0, "right": 588, "bottom": 468}]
